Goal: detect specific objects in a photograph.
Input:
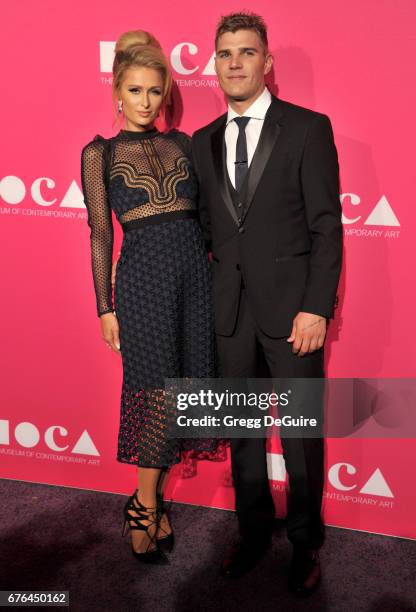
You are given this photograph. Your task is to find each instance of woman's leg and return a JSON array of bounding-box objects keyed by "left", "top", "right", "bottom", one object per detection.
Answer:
[
  {"left": 127, "top": 467, "right": 161, "bottom": 553},
  {"left": 156, "top": 467, "right": 169, "bottom": 497},
  {"left": 156, "top": 468, "right": 172, "bottom": 537}
]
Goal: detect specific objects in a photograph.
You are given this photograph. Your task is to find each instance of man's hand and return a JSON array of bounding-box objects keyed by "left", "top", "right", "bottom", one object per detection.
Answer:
[
  {"left": 111, "top": 251, "right": 121, "bottom": 288},
  {"left": 287, "top": 312, "right": 327, "bottom": 356},
  {"left": 100, "top": 312, "right": 121, "bottom": 354}
]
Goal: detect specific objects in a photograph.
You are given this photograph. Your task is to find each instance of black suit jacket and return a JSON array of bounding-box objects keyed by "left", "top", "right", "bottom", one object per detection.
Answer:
[{"left": 191, "top": 95, "right": 343, "bottom": 337}]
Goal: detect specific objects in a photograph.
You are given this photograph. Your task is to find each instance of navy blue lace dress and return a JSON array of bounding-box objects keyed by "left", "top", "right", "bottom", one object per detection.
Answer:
[{"left": 81, "top": 127, "right": 219, "bottom": 468}]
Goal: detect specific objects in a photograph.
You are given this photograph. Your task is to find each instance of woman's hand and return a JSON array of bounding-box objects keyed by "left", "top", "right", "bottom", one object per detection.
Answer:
[{"left": 100, "top": 312, "right": 121, "bottom": 354}]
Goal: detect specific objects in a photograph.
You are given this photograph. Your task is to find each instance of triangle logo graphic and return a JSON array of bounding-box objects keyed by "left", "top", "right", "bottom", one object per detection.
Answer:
[
  {"left": 61, "top": 180, "right": 85, "bottom": 209},
  {"left": 360, "top": 468, "right": 394, "bottom": 497},
  {"left": 364, "top": 196, "right": 400, "bottom": 226},
  {"left": 72, "top": 430, "right": 100, "bottom": 456}
]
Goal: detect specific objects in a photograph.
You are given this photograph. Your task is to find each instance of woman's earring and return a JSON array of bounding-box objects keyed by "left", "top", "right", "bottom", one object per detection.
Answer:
[{"left": 118, "top": 100, "right": 123, "bottom": 114}]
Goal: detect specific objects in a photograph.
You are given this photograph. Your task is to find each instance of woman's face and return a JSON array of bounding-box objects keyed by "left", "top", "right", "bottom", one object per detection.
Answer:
[{"left": 118, "top": 66, "right": 164, "bottom": 131}]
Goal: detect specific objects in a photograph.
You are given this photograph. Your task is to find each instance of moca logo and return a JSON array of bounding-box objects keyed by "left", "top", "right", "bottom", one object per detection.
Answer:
[
  {"left": 0, "top": 420, "right": 99, "bottom": 456},
  {"left": 267, "top": 454, "right": 393, "bottom": 498},
  {"left": 0, "top": 176, "right": 84, "bottom": 208},
  {"left": 341, "top": 193, "right": 400, "bottom": 227},
  {"left": 100, "top": 41, "right": 216, "bottom": 76}
]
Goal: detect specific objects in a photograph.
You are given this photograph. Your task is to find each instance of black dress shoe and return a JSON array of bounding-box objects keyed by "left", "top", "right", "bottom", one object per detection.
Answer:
[
  {"left": 221, "top": 538, "right": 271, "bottom": 578},
  {"left": 288, "top": 547, "right": 321, "bottom": 596}
]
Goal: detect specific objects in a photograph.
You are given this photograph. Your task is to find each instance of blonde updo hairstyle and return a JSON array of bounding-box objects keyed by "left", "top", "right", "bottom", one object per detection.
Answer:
[{"left": 112, "top": 30, "right": 172, "bottom": 124}]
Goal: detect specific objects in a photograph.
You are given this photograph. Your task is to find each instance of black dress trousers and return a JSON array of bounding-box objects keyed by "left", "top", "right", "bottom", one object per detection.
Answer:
[{"left": 216, "top": 286, "right": 325, "bottom": 550}]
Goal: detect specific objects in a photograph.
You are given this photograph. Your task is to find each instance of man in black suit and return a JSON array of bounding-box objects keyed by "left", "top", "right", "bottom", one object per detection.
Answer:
[{"left": 191, "top": 12, "right": 342, "bottom": 594}]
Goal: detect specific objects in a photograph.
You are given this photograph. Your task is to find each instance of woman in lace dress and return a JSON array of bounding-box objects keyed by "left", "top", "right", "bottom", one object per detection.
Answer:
[{"left": 81, "top": 30, "right": 218, "bottom": 564}]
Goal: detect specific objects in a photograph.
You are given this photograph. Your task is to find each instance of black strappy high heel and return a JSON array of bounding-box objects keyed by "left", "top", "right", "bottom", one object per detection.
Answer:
[
  {"left": 122, "top": 490, "right": 168, "bottom": 564},
  {"left": 156, "top": 492, "right": 175, "bottom": 553}
]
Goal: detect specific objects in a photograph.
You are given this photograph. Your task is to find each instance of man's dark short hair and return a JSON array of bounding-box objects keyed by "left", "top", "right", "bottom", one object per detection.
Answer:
[{"left": 215, "top": 12, "right": 268, "bottom": 51}]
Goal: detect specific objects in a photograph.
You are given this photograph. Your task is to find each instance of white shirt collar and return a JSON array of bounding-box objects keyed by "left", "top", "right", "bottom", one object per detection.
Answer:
[{"left": 226, "top": 87, "right": 272, "bottom": 125}]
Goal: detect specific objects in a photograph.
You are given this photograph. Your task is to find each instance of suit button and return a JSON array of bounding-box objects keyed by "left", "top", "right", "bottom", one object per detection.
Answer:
[
  {"left": 237, "top": 202, "right": 243, "bottom": 208},
  {"left": 236, "top": 264, "right": 240, "bottom": 271},
  {"left": 239, "top": 226, "right": 245, "bottom": 234}
]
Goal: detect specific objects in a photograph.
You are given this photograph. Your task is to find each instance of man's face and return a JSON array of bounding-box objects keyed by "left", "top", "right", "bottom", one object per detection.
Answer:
[{"left": 214, "top": 29, "right": 273, "bottom": 103}]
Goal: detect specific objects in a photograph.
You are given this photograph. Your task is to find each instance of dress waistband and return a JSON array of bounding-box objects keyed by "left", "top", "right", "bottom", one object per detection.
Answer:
[{"left": 121, "top": 209, "right": 199, "bottom": 233}]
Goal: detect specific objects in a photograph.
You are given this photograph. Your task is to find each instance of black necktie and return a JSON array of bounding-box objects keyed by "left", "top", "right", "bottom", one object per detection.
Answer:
[{"left": 234, "top": 116, "right": 250, "bottom": 191}]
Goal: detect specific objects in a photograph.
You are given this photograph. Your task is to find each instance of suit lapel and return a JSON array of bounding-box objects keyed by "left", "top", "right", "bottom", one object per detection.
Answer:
[
  {"left": 210, "top": 118, "right": 238, "bottom": 224},
  {"left": 209, "top": 97, "right": 285, "bottom": 226},
  {"left": 242, "top": 98, "right": 284, "bottom": 220}
]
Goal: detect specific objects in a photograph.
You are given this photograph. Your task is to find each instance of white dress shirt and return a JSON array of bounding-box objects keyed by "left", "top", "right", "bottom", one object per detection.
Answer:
[{"left": 225, "top": 86, "right": 272, "bottom": 188}]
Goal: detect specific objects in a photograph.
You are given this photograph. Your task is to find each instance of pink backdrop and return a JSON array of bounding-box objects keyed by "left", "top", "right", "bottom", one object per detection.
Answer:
[{"left": 1, "top": 0, "right": 415, "bottom": 539}]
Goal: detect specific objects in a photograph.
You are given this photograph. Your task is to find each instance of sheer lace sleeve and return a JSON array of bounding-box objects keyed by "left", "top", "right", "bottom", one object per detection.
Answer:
[{"left": 81, "top": 138, "right": 114, "bottom": 317}]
